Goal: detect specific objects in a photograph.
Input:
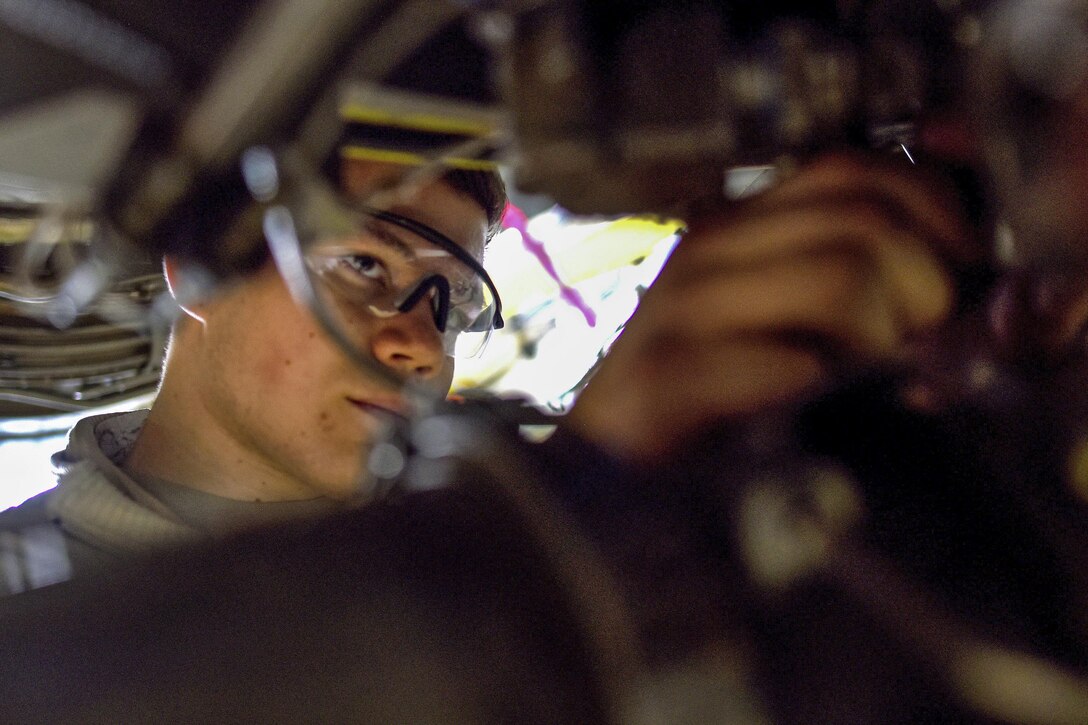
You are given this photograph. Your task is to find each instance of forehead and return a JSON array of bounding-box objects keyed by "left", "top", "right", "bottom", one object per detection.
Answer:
[{"left": 338, "top": 159, "right": 487, "bottom": 262}]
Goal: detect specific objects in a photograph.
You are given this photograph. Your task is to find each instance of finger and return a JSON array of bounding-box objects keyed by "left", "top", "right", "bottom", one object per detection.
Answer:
[
  {"left": 871, "top": 228, "right": 956, "bottom": 331},
  {"left": 677, "top": 195, "right": 957, "bottom": 329},
  {"left": 758, "top": 152, "right": 976, "bottom": 256},
  {"left": 685, "top": 153, "right": 979, "bottom": 266},
  {"left": 571, "top": 339, "right": 825, "bottom": 462},
  {"left": 639, "top": 340, "right": 826, "bottom": 457},
  {"left": 651, "top": 230, "right": 953, "bottom": 350},
  {"left": 683, "top": 198, "right": 856, "bottom": 260},
  {"left": 675, "top": 198, "right": 957, "bottom": 271},
  {"left": 638, "top": 249, "right": 905, "bottom": 360}
]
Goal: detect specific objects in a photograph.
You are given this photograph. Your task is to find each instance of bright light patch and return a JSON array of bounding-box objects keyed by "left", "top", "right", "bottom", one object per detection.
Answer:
[
  {"left": 0, "top": 434, "right": 66, "bottom": 510},
  {"left": 455, "top": 209, "right": 679, "bottom": 409}
]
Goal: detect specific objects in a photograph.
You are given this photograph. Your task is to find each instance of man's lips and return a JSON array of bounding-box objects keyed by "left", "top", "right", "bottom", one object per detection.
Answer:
[{"left": 347, "top": 397, "right": 409, "bottom": 421}]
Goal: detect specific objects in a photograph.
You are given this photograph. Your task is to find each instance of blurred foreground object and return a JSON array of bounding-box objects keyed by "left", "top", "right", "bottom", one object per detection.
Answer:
[
  {"left": 0, "top": 0, "right": 504, "bottom": 413},
  {"left": 4, "top": 1, "right": 1088, "bottom": 723},
  {"left": 0, "top": 204, "right": 166, "bottom": 417},
  {"left": 504, "top": 0, "right": 969, "bottom": 215}
]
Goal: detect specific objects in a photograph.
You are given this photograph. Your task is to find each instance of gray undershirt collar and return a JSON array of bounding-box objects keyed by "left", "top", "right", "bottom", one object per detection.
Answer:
[{"left": 136, "top": 474, "right": 346, "bottom": 537}]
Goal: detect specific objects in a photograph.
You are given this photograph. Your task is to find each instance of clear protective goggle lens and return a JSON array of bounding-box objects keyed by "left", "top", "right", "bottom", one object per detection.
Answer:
[{"left": 302, "top": 206, "right": 502, "bottom": 359}]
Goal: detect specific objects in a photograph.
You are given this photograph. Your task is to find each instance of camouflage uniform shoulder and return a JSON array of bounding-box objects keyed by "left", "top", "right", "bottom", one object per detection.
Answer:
[{"left": 0, "top": 490, "right": 72, "bottom": 596}]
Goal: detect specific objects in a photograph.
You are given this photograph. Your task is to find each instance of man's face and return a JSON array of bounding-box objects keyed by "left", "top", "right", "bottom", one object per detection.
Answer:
[{"left": 186, "top": 163, "right": 489, "bottom": 500}]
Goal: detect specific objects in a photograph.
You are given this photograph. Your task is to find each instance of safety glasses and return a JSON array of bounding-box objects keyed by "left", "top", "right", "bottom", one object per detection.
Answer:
[{"left": 302, "top": 204, "right": 503, "bottom": 358}]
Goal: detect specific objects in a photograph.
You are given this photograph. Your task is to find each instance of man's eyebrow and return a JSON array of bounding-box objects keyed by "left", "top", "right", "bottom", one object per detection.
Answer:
[{"left": 361, "top": 217, "right": 416, "bottom": 259}]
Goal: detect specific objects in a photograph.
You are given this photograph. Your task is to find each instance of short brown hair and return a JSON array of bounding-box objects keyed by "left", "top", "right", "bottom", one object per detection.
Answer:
[{"left": 441, "top": 167, "right": 507, "bottom": 242}]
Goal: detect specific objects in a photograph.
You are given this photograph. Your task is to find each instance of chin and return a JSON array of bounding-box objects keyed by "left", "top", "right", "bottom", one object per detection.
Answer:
[{"left": 306, "top": 470, "right": 367, "bottom": 501}]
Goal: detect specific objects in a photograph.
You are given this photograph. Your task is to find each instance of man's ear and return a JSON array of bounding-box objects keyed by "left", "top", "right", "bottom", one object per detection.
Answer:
[{"left": 163, "top": 255, "right": 214, "bottom": 324}]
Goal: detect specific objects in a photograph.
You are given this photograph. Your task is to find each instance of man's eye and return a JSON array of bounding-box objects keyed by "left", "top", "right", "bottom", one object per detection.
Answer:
[{"left": 340, "top": 255, "right": 386, "bottom": 281}]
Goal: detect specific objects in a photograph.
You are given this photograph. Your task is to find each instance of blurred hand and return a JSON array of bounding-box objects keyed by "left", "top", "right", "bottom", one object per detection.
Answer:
[{"left": 565, "top": 152, "right": 981, "bottom": 463}]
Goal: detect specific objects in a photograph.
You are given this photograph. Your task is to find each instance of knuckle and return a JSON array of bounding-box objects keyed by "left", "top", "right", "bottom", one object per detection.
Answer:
[
  {"left": 809, "top": 153, "right": 870, "bottom": 181},
  {"left": 812, "top": 251, "right": 874, "bottom": 306},
  {"left": 834, "top": 199, "right": 899, "bottom": 238}
]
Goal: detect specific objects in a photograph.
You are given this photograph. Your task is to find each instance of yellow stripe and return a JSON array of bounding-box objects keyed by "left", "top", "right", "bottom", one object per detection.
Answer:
[
  {"left": 554, "top": 217, "right": 681, "bottom": 281},
  {"left": 0, "top": 218, "right": 95, "bottom": 245},
  {"left": 339, "top": 104, "right": 496, "bottom": 136},
  {"left": 339, "top": 146, "right": 499, "bottom": 171},
  {"left": 0, "top": 219, "right": 35, "bottom": 244}
]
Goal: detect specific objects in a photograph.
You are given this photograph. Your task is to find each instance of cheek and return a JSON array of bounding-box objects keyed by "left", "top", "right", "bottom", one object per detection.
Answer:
[
  {"left": 255, "top": 339, "right": 300, "bottom": 384},
  {"left": 437, "top": 360, "right": 456, "bottom": 393},
  {"left": 256, "top": 325, "right": 332, "bottom": 390},
  {"left": 225, "top": 292, "right": 329, "bottom": 388}
]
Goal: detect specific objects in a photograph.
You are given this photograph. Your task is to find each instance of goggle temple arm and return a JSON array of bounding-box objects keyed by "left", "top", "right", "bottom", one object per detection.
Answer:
[
  {"left": 366, "top": 208, "right": 504, "bottom": 332},
  {"left": 395, "top": 274, "right": 451, "bottom": 334}
]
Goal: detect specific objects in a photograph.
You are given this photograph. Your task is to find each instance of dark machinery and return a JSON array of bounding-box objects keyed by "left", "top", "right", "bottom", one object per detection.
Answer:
[{"left": 2, "top": 1, "right": 1088, "bottom": 722}]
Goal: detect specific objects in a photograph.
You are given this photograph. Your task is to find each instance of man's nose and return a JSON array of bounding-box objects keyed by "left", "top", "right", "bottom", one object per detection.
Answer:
[{"left": 369, "top": 300, "right": 447, "bottom": 379}]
